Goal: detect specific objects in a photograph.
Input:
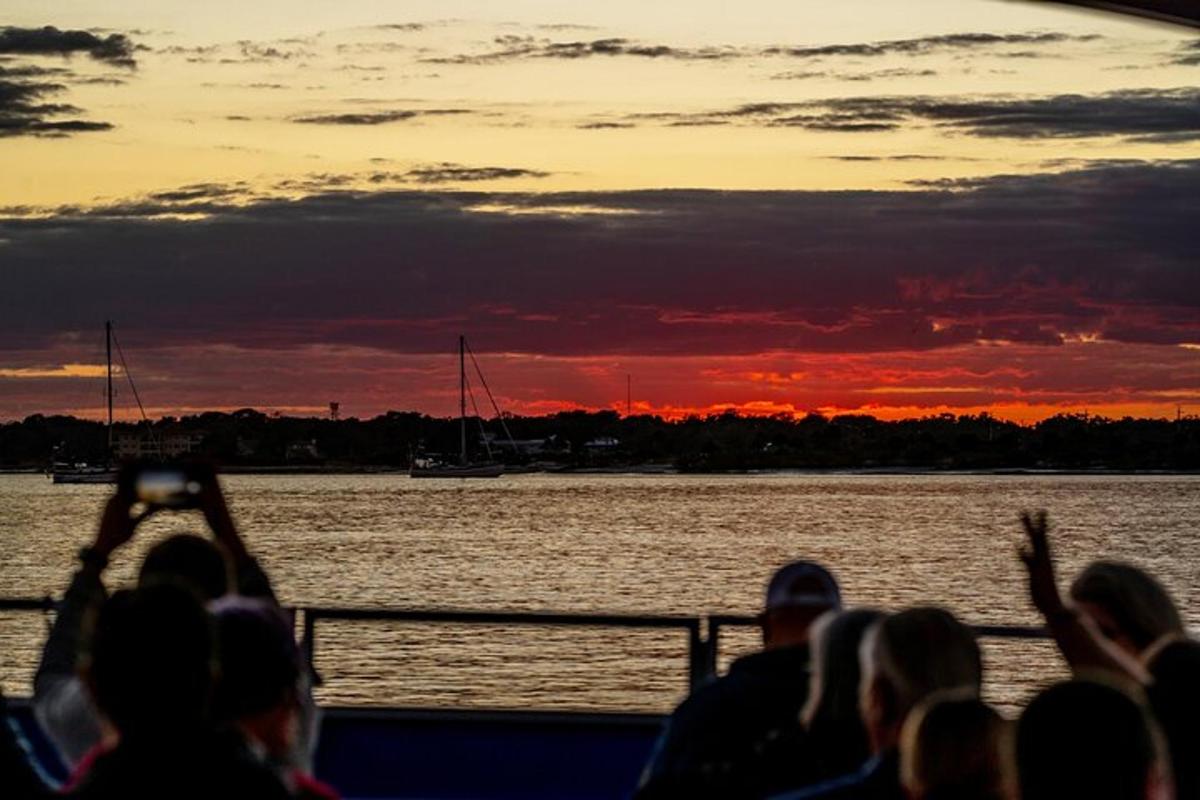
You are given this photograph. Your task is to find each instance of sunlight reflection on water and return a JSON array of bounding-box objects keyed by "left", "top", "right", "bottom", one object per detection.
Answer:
[{"left": 2, "top": 473, "right": 1197, "bottom": 715}]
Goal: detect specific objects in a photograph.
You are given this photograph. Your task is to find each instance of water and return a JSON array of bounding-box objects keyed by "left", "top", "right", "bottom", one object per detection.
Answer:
[{"left": 2, "top": 473, "right": 1198, "bottom": 715}]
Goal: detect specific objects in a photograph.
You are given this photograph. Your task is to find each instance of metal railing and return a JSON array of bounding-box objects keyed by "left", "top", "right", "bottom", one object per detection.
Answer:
[{"left": 0, "top": 597, "right": 1048, "bottom": 691}]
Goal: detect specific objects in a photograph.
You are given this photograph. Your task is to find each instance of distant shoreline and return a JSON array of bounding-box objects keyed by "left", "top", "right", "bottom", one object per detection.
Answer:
[{"left": 6, "top": 466, "right": 1200, "bottom": 478}]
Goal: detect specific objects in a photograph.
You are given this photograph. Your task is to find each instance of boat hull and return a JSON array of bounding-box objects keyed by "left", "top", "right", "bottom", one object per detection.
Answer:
[
  {"left": 51, "top": 468, "right": 118, "bottom": 484},
  {"left": 410, "top": 464, "right": 504, "bottom": 478}
]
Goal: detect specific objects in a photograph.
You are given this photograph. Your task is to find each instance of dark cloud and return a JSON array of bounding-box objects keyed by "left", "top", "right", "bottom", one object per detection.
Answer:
[
  {"left": 2, "top": 160, "right": 1197, "bottom": 361},
  {"left": 0, "top": 64, "right": 69, "bottom": 78},
  {"left": 0, "top": 26, "right": 137, "bottom": 67},
  {"left": 236, "top": 41, "right": 311, "bottom": 61},
  {"left": 403, "top": 163, "right": 551, "bottom": 183},
  {"left": 71, "top": 75, "right": 127, "bottom": 86},
  {"left": 158, "top": 44, "right": 219, "bottom": 56},
  {"left": 424, "top": 30, "right": 1095, "bottom": 67},
  {"left": 1173, "top": 41, "right": 1200, "bottom": 66},
  {"left": 826, "top": 154, "right": 949, "bottom": 162},
  {"left": 292, "top": 108, "right": 470, "bottom": 125},
  {"left": 889, "top": 88, "right": 1200, "bottom": 142},
  {"left": 146, "top": 183, "right": 250, "bottom": 203},
  {"left": 635, "top": 88, "right": 1200, "bottom": 142},
  {"left": 764, "top": 32, "right": 1100, "bottom": 59},
  {"left": 0, "top": 76, "right": 112, "bottom": 137},
  {"left": 177, "top": 39, "right": 313, "bottom": 64},
  {"left": 0, "top": 27, "right": 137, "bottom": 134},
  {"left": 772, "top": 68, "right": 939, "bottom": 82},
  {"left": 577, "top": 121, "right": 635, "bottom": 130},
  {"left": 335, "top": 42, "right": 410, "bottom": 55},
  {"left": 293, "top": 110, "right": 419, "bottom": 125},
  {"left": 425, "top": 35, "right": 744, "bottom": 65}
]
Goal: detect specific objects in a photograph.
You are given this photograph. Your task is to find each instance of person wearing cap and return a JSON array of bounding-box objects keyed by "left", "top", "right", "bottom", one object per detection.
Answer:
[{"left": 635, "top": 562, "right": 841, "bottom": 799}]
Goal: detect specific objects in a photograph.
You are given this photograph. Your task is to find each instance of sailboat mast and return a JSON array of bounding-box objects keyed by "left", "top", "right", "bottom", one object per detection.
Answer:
[
  {"left": 459, "top": 335, "right": 467, "bottom": 465},
  {"left": 105, "top": 320, "right": 114, "bottom": 452}
]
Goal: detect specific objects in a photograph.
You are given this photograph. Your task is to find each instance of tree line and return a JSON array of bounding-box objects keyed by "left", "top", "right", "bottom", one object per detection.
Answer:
[{"left": 3, "top": 408, "right": 1200, "bottom": 471}]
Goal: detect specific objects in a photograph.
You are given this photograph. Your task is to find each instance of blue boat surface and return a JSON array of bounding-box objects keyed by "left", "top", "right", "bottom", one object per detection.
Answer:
[{"left": 6, "top": 701, "right": 663, "bottom": 800}]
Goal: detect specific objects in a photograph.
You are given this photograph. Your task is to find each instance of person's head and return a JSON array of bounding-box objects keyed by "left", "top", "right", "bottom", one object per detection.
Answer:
[
  {"left": 1016, "top": 679, "right": 1169, "bottom": 800},
  {"left": 900, "top": 690, "right": 1006, "bottom": 800},
  {"left": 139, "top": 533, "right": 232, "bottom": 601},
  {"left": 1069, "top": 561, "right": 1182, "bottom": 657},
  {"left": 83, "top": 583, "right": 216, "bottom": 737},
  {"left": 858, "top": 607, "right": 982, "bottom": 754},
  {"left": 760, "top": 561, "right": 841, "bottom": 649},
  {"left": 211, "top": 597, "right": 303, "bottom": 758},
  {"left": 802, "top": 608, "right": 885, "bottom": 730},
  {"left": 800, "top": 608, "right": 885, "bottom": 771}
]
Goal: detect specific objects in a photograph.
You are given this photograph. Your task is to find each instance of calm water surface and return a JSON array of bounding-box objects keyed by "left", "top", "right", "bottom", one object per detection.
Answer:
[{"left": 2, "top": 473, "right": 1198, "bottom": 714}]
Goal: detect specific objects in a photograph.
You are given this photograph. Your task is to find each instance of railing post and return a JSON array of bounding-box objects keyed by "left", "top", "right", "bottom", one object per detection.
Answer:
[
  {"left": 687, "top": 619, "right": 716, "bottom": 691},
  {"left": 301, "top": 608, "right": 317, "bottom": 669},
  {"left": 705, "top": 618, "right": 720, "bottom": 679}
]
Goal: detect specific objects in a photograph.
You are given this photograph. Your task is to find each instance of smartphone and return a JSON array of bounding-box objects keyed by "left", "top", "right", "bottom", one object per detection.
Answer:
[{"left": 134, "top": 467, "right": 204, "bottom": 508}]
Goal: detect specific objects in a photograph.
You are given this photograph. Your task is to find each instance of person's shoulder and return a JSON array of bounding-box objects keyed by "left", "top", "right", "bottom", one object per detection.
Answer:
[
  {"left": 668, "top": 670, "right": 739, "bottom": 718},
  {"left": 768, "top": 752, "right": 894, "bottom": 800},
  {"left": 767, "top": 770, "right": 865, "bottom": 800}
]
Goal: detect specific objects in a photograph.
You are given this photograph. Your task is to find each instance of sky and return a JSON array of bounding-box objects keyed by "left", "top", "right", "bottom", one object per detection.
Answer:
[{"left": 1, "top": 0, "right": 1198, "bottom": 422}]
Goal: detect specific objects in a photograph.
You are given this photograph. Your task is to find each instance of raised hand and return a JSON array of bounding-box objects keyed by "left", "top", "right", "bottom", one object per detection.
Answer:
[
  {"left": 1018, "top": 510, "right": 1066, "bottom": 618},
  {"left": 92, "top": 486, "right": 156, "bottom": 559},
  {"left": 196, "top": 468, "right": 248, "bottom": 561}
]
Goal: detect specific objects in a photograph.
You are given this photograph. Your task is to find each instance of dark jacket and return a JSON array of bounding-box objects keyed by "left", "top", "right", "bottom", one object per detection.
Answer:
[
  {"left": 770, "top": 750, "right": 904, "bottom": 800},
  {"left": 67, "top": 729, "right": 292, "bottom": 800},
  {"left": 1147, "top": 640, "right": 1200, "bottom": 800},
  {"left": 755, "top": 713, "right": 871, "bottom": 797},
  {"left": 636, "top": 645, "right": 811, "bottom": 799}
]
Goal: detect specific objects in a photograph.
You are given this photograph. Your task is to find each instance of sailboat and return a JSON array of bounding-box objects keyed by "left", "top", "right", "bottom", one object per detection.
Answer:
[
  {"left": 410, "top": 336, "right": 505, "bottom": 478},
  {"left": 51, "top": 321, "right": 119, "bottom": 484}
]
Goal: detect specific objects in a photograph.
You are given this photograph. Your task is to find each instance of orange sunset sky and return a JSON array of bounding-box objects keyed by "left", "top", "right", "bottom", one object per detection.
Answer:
[{"left": 1, "top": 1, "right": 1198, "bottom": 422}]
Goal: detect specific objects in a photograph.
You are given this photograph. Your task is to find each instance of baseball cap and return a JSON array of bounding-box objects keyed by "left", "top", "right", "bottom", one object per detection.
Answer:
[{"left": 765, "top": 561, "right": 841, "bottom": 612}]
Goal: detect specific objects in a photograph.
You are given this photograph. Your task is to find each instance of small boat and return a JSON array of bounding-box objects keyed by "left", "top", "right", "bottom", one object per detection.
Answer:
[
  {"left": 409, "top": 335, "right": 507, "bottom": 479},
  {"left": 52, "top": 321, "right": 119, "bottom": 484},
  {"left": 52, "top": 321, "right": 159, "bottom": 484},
  {"left": 51, "top": 462, "right": 118, "bottom": 484},
  {"left": 410, "top": 459, "right": 504, "bottom": 479}
]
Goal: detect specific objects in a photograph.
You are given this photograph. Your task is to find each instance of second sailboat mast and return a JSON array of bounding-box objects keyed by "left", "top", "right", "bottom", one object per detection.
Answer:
[{"left": 459, "top": 334, "right": 467, "bottom": 465}]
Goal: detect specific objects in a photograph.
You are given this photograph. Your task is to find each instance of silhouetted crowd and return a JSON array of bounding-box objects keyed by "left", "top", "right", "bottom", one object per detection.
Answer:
[
  {"left": 635, "top": 511, "right": 1198, "bottom": 800},
  {"left": 1, "top": 474, "right": 1197, "bottom": 799}
]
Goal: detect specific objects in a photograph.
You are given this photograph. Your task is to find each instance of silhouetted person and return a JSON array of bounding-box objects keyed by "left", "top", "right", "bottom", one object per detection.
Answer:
[
  {"left": 1019, "top": 511, "right": 1191, "bottom": 798},
  {"left": 35, "top": 470, "right": 279, "bottom": 769},
  {"left": 1016, "top": 679, "right": 1169, "bottom": 800},
  {"left": 759, "top": 609, "right": 885, "bottom": 796},
  {"left": 67, "top": 583, "right": 290, "bottom": 798},
  {"left": 775, "top": 607, "right": 983, "bottom": 800},
  {"left": 1070, "top": 561, "right": 1184, "bottom": 659},
  {"left": 636, "top": 562, "right": 841, "bottom": 799},
  {"left": 899, "top": 690, "right": 1005, "bottom": 800},
  {"left": 212, "top": 598, "right": 338, "bottom": 799},
  {"left": 1145, "top": 637, "right": 1200, "bottom": 800}
]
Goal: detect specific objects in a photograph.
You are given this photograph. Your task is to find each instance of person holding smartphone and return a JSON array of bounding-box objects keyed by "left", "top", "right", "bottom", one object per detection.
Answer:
[{"left": 33, "top": 464, "right": 278, "bottom": 772}]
